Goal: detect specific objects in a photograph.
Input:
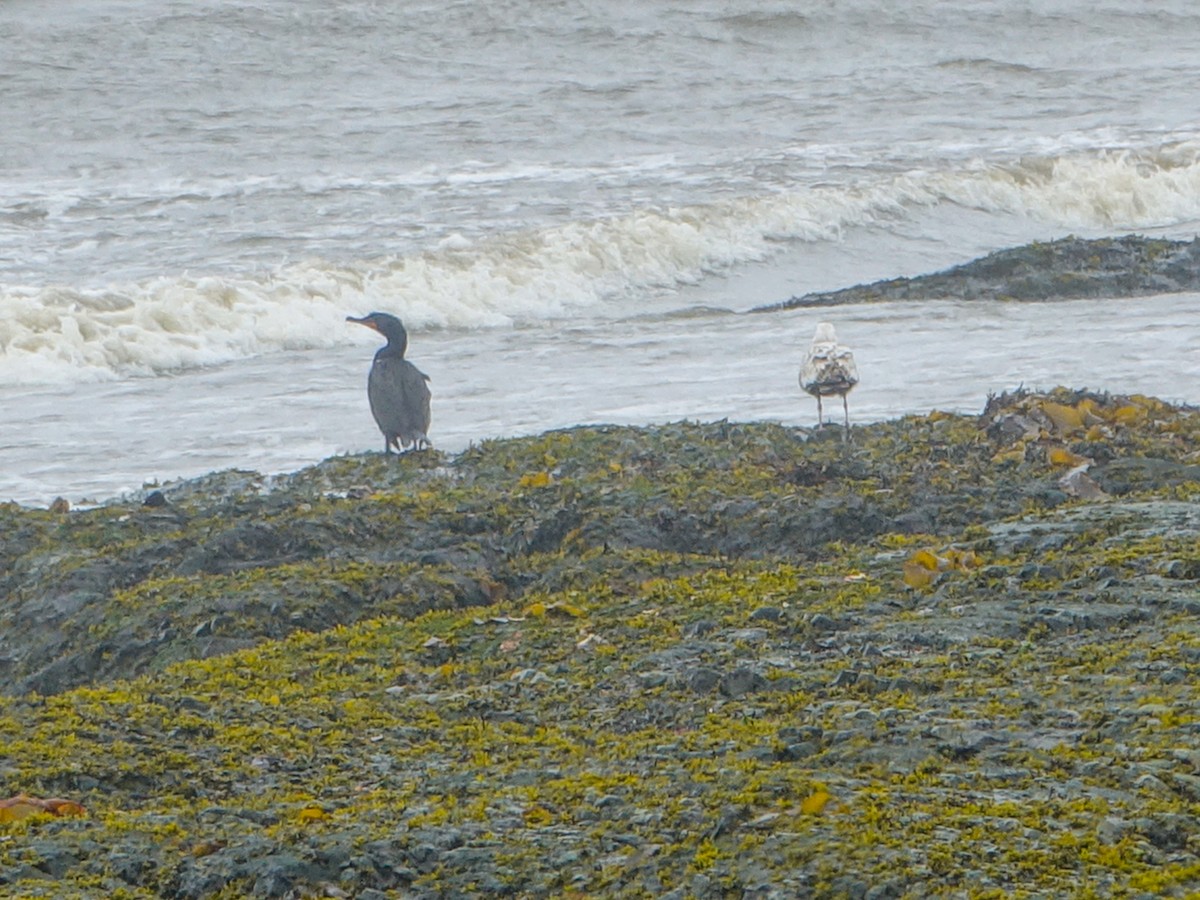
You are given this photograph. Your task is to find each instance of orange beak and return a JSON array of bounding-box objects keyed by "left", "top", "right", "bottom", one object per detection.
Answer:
[{"left": 346, "top": 315, "right": 380, "bottom": 333}]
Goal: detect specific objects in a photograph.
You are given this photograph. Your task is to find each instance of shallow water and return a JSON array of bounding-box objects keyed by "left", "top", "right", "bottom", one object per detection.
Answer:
[{"left": 6, "top": 283, "right": 1198, "bottom": 506}]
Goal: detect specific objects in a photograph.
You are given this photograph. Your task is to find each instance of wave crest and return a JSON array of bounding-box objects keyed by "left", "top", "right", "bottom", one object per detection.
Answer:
[{"left": 4, "top": 147, "right": 1200, "bottom": 385}]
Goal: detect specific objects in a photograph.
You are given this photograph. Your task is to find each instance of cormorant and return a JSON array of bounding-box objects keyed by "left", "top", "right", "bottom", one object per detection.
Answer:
[
  {"left": 800, "top": 321, "right": 858, "bottom": 430},
  {"left": 347, "top": 312, "right": 432, "bottom": 453}
]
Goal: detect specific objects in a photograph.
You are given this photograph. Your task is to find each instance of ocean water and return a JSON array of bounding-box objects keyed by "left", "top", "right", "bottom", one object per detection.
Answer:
[{"left": 4, "top": 0, "right": 1200, "bottom": 505}]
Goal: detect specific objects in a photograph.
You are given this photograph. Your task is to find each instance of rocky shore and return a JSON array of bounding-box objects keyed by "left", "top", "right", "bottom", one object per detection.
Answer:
[
  {"left": 757, "top": 234, "right": 1200, "bottom": 309},
  {"left": 3, "top": 381, "right": 1200, "bottom": 897}
]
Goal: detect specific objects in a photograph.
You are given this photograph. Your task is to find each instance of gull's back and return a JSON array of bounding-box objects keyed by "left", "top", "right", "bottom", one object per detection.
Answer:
[{"left": 800, "top": 323, "right": 859, "bottom": 397}]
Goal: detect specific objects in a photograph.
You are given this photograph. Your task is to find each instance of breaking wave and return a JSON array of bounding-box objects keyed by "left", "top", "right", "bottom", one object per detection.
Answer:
[{"left": 4, "top": 147, "right": 1200, "bottom": 385}]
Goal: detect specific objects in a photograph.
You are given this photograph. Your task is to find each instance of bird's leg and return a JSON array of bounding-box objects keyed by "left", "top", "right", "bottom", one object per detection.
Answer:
[
  {"left": 816, "top": 395, "right": 824, "bottom": 426},
  {"left": 842, "top": 394, "right": 851, "bottom": 441}
]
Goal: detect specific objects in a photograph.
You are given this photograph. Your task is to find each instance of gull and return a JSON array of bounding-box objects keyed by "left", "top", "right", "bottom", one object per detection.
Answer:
[{"left": 799, "top": 321, "right": 858, "bottom": 430}]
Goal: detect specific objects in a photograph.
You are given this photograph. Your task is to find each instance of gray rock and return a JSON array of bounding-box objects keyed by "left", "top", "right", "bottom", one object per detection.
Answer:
[
  {"left": 1163, "top": 559, "right": 1200, "bottom": 579},
  {"left": 685, "top": 668, "right": 722, "bottom": 693},
  {"left": 1170, "top": 772, "right": 1200, "bottom": 801},
  {"left": 1136, "top": 814, "right": 1193, "bottom": 851},
  {"left": 776, "top": 741, "right": 819, "bottom": 761},
  {"left": 1133, "top": 773, "right": 1170, "bottom": 794},
  {"left": 1098, "top": 816, "right": 1133, "bottom": 844},
  {"left": 441, "top": 845, "right": 496, "bottom": 867},
  {"left": 865, "top": 881, "right": 906, "bottom": 900},
  {"left": 778, "top": 725, "right": 822, "bottom": 744},
  {"left": 683, "top": 619, "right": 718, "bottom": 639},
  {"left": 26, "top": 840, "right": 79, "bottom": 878},
  {"left": 830, "top": 669, "right": 859, "bottom": 688},
  {"left": 759, "top": 236, "right": 1200, "bottom": 311},
  {"left": 719, "top": 668, "right": 766, "bottom": 697},
  {"left": 637, "top": 670, "right": 670, "bottom": 688},
  {"left": 809, "top": 613, "right": 840, "bottom": 632},
  {"left": 727, "top": 628, "right": 770, "bottom": 643},
  {"left": 929, "top": 724, "right": 1000, "bottom": 759},
  {"left": 749, "top": 606, "right": 783, "bottom": 623}
]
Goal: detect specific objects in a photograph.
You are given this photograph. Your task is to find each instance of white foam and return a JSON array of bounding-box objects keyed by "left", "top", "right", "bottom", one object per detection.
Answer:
[
  {"left": 925, "top": 147, "right": 1200, "bottom": 229},
  {"left": 5, "top": 146, "right": 1200, "bottom": 386},
  {"left": 0, "top": 196, "right": 865, "bottom": 385}
]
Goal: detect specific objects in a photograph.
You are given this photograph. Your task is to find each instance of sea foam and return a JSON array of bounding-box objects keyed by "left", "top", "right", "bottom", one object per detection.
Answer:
[{"left": 4, "top": 148, "right": 1200, "bottom": 386}]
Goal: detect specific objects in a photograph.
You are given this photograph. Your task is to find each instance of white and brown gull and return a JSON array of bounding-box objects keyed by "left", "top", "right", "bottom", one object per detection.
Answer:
[{"left": 799, "top": 321, "right": 859, "bottom": 430}]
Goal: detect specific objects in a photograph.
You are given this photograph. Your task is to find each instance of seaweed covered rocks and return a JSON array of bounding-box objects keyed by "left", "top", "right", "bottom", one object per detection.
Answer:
[
  {"left": 2, "top": 389, "right": 1200, "bottom": 897},
  {"left": 759, "top": 234, "right": 1200, "bottom": 310}
]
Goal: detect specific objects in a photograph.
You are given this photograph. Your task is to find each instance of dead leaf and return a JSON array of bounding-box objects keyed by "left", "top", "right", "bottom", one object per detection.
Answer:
[{"left": 0, "top": 794, "right": 86, "bottom": 822}]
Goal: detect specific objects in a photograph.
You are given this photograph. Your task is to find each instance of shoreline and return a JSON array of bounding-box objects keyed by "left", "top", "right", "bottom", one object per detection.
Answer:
[
  {"left": 756, "top": 234, "right": 1200, "bottom": 310},
  {"left": 9, "top": 234, "right": 1200, "bottom": 510}
]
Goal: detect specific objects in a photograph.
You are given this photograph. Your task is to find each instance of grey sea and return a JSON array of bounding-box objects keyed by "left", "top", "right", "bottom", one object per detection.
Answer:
[{"left": 4, "top": 0, "right": 1200, "bottom": 504}]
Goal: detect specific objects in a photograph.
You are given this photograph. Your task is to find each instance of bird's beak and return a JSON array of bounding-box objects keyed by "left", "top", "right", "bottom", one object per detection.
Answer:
[{"left": 346, "top": 315, "right": 379, "bottom": 332}]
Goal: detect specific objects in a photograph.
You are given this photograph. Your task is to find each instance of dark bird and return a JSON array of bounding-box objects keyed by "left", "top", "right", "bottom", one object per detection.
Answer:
[
  {"left": 799, "top": 321, "right": 858, "bottom": 430},
  {"left": 347, "top": 312, "right": 432, "bottom": 453}
]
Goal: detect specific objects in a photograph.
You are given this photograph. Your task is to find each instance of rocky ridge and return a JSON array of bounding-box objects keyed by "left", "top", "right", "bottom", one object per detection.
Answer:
[{"left": 757, "top": 234, "right": 1200, "bottom": 310}]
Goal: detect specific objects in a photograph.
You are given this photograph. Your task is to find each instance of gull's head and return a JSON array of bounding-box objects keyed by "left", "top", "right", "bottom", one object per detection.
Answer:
[{"left": 812, "top": 321, "right": 839, "bottom": 344}]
